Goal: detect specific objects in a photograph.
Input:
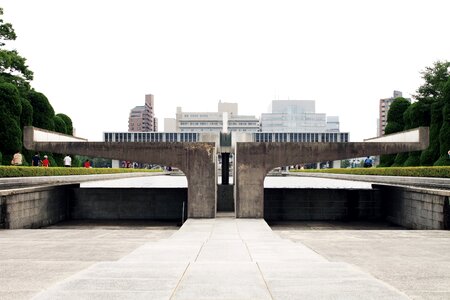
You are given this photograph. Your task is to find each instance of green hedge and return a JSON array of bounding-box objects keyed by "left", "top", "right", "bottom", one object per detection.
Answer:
[
  {"left": 0, "top": 166, "right": 162, "bottom": 178},
  {"left": 290, "top": 166, "right": 450, "bottom": 178}
]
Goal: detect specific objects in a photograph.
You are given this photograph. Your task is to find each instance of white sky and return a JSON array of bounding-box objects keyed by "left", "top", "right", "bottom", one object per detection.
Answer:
[{"left": 1, "top": 0, "right": 449, "bottom": 141}]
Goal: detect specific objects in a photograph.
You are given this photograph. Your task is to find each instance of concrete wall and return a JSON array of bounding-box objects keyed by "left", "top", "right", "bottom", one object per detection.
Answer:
[
  {"left": 1, "top": 185, "right": 77, "bottom": 229},
  {"left": 71, "top": 188, "right": 187, "bottom": 221},
  {"left": 264, "top": 188, "right": 381, "bottom": 221},
  {"left": 377, "top": 185, "right": 450, "bottom": 230}
]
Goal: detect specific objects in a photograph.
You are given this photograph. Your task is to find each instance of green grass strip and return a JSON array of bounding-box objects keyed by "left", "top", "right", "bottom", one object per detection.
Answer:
[{"left": 290, "top": 166, "right": 450, "bottom": 178}]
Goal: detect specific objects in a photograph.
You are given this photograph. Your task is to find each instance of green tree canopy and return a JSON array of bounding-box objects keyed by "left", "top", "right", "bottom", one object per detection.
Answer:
[
  {"left": 0, "top": 82, "right": 22, "bottom": 156},
  {"left": 385, "top": 97, "right": 410, "bottom": 134},
  {"left": 0, "top": 8, "right": 33, "bottom": 88},
  {"left": 53, "top": 115, "right": 67, "bottom": 134},
  {"left": 20, "top": 97, "right": 33, "bottom": 128},
  {"left": 380, "top": 97, "right": 410, "bottom": 167},
  {"left": 56, "top": 113, "right": 73, "bottom": 135},
  {"left": 28, "top": 90, "right": 55, "bottom": 131},
  {"left": 416, "top": 61, "right": 450, "bottom": 103}
]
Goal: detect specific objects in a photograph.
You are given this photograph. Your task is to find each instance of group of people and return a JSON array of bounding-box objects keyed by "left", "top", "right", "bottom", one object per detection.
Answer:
[{"left": 10, "top": 152, "right": 91, "bottom": 168}]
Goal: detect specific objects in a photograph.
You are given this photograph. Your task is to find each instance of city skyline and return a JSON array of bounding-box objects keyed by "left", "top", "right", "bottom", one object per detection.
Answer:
[{"left": 1, "top": 0, "right": 449, "bottom": 141}]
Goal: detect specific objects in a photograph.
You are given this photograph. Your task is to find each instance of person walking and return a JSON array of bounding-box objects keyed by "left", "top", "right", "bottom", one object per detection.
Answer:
[
  {"left": 32, "top": 153, "right": 41, "bottom": 166},
  {"left": 11, "top": 151, "right": 23, "bottom": 166},
  {"left": 84, "top": 159, "right": 91, "bottom": 168},
  {"left": 42, "top": 155, "right": 50, "bottom": 167},
  {"left": 63, "top": 155, "right": 72, "bottom": 167},
  {"left": 363, "top": 156, "right": 373, "bottom": 168}
]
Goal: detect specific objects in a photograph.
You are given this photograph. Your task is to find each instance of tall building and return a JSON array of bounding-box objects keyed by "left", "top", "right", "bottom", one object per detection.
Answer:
[
  {"left": 128, "top": 94, "right": 158, "bottom": 132},
  {"left": 171, "top": 101, "right": 259, "bottom": 132},
  {"left": 260, "top": 100, "right": 339, "bottom": 133},
  {"left": 378, "top": 91, "right": 409, "bottom": 136}
]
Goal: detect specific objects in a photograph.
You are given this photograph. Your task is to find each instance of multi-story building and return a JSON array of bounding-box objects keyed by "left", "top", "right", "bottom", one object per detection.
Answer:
[
  {"left": 128, "top": 94, "right": 158, "bottom": 132},
  {"left": 260, "top": 100, "right": 339, "bottom": 133},
  {"left": 378, "top": 91, "right": 409, "bottom": 136},
  {"left": 170, "top": 101, "right": 259, "bottom": 133}
]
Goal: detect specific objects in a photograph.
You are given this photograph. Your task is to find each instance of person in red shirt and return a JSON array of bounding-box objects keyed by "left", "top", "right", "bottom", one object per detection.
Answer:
[
  {"left": 84, "top": 159, "right": 91, "bottom": 168},
  {"left": 42, "top": 155, "right": 50, "bottom": 167}
]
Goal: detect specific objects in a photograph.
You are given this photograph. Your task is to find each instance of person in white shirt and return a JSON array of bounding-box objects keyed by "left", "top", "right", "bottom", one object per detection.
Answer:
[{"left": 63, "top": 155, "right": 72, "bottom": 167}]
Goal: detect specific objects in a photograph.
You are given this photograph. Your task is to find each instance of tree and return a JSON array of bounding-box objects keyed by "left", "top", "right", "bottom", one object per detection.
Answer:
[
  {"left": 0, "top": 7, "right": 77, "bottom": 165},
  {"left": 28, "top": 90, "right": 55, "bottom": 131},
  {"left": 420, "top": 101, "right": 443, "bottom": 165},
  {"left": 416, "top": 61, "right": 450, "bottom": 103},
  {"left": 20, "top": 97, "right": 33, "bottom": 128},
  {"left": 54, "top": 115, "right": 67, "bottom": 134},
  {"left": 0, "top": 8, "right": 33, "bottom": 89},
  {"left": 403, "top": 101, "right": 430, "bottom": 166},
  {"left": 0, "top": 82, "right": 22, "bottom": 162},
  {"left": 415, "top": 60, "right": 450, "bottom": 165},
  {"left": 379, "top": 98, "right": 410, "bottom": 167},
  {"left": 434, "top": 78, "right": 450, "bottom": 165},
  {"left": 56, "top": 113, "right": 73, "bottom": 135}
]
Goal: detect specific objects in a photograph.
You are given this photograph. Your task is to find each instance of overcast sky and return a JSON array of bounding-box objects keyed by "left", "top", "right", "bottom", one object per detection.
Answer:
[{"left": 2, "top": 0, "right": 449, "bottom": 141}]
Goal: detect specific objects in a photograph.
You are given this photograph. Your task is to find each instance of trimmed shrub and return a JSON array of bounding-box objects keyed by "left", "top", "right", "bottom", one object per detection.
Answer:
[
  {"left": 434, "top": 102, "right": 450, "bottom": 166},
  {"left": 403, "top": 101, "right": 430, "bottom": 166},
  {"left": 421, "top": 101, "right": 443, "bottom": 165},
  {"left": 403, "top": 151, "right": 421, "bottom": 167},
  {"left": 53, "top": 115, "right": 67, "bottom": 134},
  {"left": 28, "top": 91, "right": 55, "bottom": 131},
  {"left": 392, "top": 152, "right": 409, "bottom": 167},
  {"left": 0, "top": 166, "right": 162, "bottom": 177},
  {"left": 0, "top": 83, "right": 22, "bottom": 155},
  {"left": 56, "top": 113, "right": 73, "bottom": 135},
  {"left": 20, "top": 97, "right": 33, "bottom": 128},
  {"left": 380, "top": 98, "right": 410, "bottom": 167}
]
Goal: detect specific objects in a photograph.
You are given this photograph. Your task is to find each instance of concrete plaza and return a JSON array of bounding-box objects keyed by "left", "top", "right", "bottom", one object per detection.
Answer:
[{"left": 2, "top": 219, "right": 448, "bottom": 299}]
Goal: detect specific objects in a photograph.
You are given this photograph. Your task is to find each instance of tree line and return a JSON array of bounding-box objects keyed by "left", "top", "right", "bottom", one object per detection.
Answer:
[
  {"left": 0, "top": 7, "right": 74, "bottom": 166},
  {"left": 380, "top": 61, "right": 450, "bottom": 167}
]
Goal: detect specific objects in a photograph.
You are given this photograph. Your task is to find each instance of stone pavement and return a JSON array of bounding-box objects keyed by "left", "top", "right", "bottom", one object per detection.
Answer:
[{"left": 32, "top": 218, "right": 408, "bottom": 299}]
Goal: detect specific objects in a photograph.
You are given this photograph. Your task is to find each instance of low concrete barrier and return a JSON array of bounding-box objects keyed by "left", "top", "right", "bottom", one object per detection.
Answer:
[
  {"left": 0, "top": 184, "right": 78, "bottom": 229},
  {"left": 376, "top": 185, "right": 450, "bottom": 229}
]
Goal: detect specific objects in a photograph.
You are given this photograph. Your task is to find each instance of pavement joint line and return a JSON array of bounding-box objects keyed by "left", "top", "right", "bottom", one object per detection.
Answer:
[
  {"left": 169, "top": 262, "right": 191, "bottom": 300},
  {"left": 194, "top": 241, "right": 206, "bottom": 263},
  {"left": 256, "top": 261, "right": 275, "bottom": 300}
]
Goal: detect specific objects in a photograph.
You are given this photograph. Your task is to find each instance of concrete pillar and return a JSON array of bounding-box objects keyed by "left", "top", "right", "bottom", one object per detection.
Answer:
[
  {"left": 181, "top": 145, "right": 217, "bottom": 218},
  {"left": 235, "top": 166, "right": 265, "bottom": 218}
]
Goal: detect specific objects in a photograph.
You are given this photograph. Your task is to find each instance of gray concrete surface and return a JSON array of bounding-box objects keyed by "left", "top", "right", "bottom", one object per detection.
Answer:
[
  {"left": 2, "top": 219, "right": 449, "bottom": 299},
  {"left": 273, "top": 222, "right": 450, "bottom": 299},
  {"left": 0, "top": 223, "right": 176, "bottom": 300},
  {"left": 25, "top": 219, "right": 407, "bottom": 299}
]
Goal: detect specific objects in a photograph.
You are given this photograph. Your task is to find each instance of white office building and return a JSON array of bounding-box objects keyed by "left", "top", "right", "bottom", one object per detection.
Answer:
[
  {"left": 170, "top": 101, "right": 259, "bottom": 133},
  {"left": 260, "top": 100, "right": 339, "bottom": 133}
]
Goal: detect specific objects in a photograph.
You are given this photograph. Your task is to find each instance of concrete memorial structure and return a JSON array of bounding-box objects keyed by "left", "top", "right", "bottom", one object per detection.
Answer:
[
  {"left": 23, "top": 127, "right": 216, "bottom": 218},
  {"left": 23, "top": 126, "right": 429, "bottom": 219}
]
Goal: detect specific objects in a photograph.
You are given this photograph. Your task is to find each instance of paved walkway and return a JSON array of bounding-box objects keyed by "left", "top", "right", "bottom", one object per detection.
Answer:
[{"left": 33, "top": 218, "right": 407, "bottom": 299}]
